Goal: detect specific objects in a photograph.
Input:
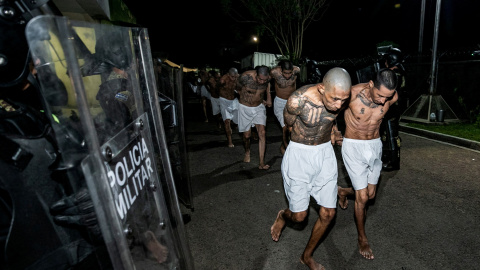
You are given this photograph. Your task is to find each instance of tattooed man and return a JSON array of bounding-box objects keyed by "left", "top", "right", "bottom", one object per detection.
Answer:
[
  {"left": 270, "top": 60, "right": 301, "bottom": 155},
  {"left": 271, "top": 67, "right": 351, "bottom": 270},
  {"left": 338, "top": 68, "right": 398, "bottom": 260},
  {"left": 236, "top": 66, "right": 272, "bottom": 170},
  {"left": 218, "top": 67, "right": 239, "bottom": 147}
]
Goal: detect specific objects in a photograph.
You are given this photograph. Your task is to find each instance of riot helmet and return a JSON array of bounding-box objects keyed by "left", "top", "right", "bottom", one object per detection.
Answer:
[{"left": 384, "top": 48, "right": 405, "bottom": 72}]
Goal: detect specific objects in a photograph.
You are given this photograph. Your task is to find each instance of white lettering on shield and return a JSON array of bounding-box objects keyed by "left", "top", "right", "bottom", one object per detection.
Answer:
[{"left": 107, "top": 137, "right": 155, "bottom": 220}]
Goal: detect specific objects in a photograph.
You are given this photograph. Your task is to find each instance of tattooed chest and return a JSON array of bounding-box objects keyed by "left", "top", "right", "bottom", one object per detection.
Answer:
[
  {"left": 355, "top": 97, "right": 385, "bottom": 114},
  {"left": 276, "top": 76, "right": 295, "bottom": 88},
  {"left": 299, "top": 102, "right": 335, "bottom": 128},
  {"left": 358, "top": 91, "right": 379, "bottom": 108}
]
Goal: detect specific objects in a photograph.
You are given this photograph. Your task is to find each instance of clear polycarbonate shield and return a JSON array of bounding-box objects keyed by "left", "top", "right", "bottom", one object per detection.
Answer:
[{"left": 25, "top": 15, "right": 193, "bottom": 269}]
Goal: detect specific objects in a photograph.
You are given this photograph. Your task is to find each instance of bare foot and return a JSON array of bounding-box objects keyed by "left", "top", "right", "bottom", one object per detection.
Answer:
[
  {"left": 338, "top": 186, "right": 348, "bottom": 210},
  {"left": 358, "top": 241, "right": 374, "bottom": 260},
  {"left": 300, "top": 257, "right": 325, "bottom": 270},
  {"left": 259, "top": 164, "right": 270, "bottom": 170},
  {"left": 143, "top": 231, "right": 169, "bottom": 263},
  {"left": 270, "top": 210, "right": 285, "bottom": 241},
  {"left": 243, "top": 152, "right": 250, "bottom": 163},
  {"left": 228, "top": 144, "right": 235, "bottom": 148}
]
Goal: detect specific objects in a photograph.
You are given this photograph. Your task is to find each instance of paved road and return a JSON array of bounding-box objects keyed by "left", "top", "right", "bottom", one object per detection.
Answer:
[{"left": 181, "top": 104, "right": 480, "bottom": 270}]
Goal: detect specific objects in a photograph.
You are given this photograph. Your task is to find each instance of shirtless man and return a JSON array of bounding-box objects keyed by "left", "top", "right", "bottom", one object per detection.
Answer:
[
  {"left": 218, "top": 67, "right": 239, "bottom": 147},
  {"left": 270, "top": 67, "right": 351, "bottom": 270},
  {"left": 337, "top": 68, "right": 398, "bottom": 260},
  {"left": 270, "top": 60, "right": 301, "bottom": 155},
  {"left": 206, "top": 70, "right": 222, "bottom": 129},
  {"left": 236, "top": 65, "right": 272, "bottom": 170}
]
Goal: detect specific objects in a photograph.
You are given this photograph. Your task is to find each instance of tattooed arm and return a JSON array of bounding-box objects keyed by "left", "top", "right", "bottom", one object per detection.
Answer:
[
  {"left": 236, "top": 74, "right": 245, "bottom": 92},
  {"left": 283, "top": 90, "right": 304, "bottom": 129},
  {"left": 265, "top": 82, "right": 272, "bottom": 107}
]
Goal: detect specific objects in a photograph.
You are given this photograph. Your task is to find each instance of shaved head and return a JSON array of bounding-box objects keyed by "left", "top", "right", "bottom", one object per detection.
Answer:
[
  {"left": 229, "top": 67, "right": 238, "bottom": 76},
  {"left": 323, "top": 67, "right": 352, "bottom": 92}
]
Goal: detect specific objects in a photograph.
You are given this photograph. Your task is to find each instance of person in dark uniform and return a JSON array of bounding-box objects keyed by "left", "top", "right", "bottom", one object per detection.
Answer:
[
  {"left": 0, "top": 2, "right": 106, "bottom": 267},
  {"left": 380, "top": 48, "right": 405, "bottom": 171}
]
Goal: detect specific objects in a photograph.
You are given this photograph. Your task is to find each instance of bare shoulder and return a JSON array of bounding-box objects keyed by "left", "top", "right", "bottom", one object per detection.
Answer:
[
  {"left": 351, "top": 83, "right": 365, "bottom": 92},
  {"left": 390, "top": 90, "right": 399, "bottom": 104},
  {"left": 238, "top": 71, "right": 254, "bottom": 84},
  {"left": 243, "top": 70, "right": 256, "bottom": 77},
  {"left": 286, "top": 88, "right": 307, "bottom": 111},
  {"left": 295, "top": 84, "right": 314, "bottom": 95},
  {"left": 220, "top": 74, "right": 228, "bottom": 83},
  {"left": 288, "top": 85, "right": 308, "bottom": 102},
  {"left": 293, "top": 66, "right": 301, "bottom": 74},
  {"left": 351, "top": 83, "right": 368, "bottom": 96},
  {"left": 270, "top": 66, "right": 281, "bottom": 75}
]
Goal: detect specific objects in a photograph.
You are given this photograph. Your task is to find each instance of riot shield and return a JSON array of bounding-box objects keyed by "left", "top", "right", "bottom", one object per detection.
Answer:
[
  {"left": 25, "top": 16, "right": 193, "bottom": 269},
  {"left": 154, "top": 63, "right": 193, "bottom": 209}
]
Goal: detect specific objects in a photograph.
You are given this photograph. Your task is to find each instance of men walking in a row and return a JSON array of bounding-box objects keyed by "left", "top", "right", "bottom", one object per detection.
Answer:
[{"left": 271, "top": 67, "right": 399, "bottom": 269}]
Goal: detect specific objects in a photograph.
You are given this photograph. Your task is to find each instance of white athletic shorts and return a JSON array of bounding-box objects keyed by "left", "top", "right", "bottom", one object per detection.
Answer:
[
  {"left": 341, "top": 137, "right": 383, "bottom": 190},
  {"left": 200, "top": 85, "right": 211, "bottom": 99},
  {"left": 274, "top": 96, "right": 287, "bottom": 127},
  {"left": 219, "top": 97, "right": 239, "bottom": 123},
  {"left": 237, "top": 103, "right": 266, "bottom": 132},
  {"left": 211, "top": 97, "right": 221, "bottom": 115},
  {"left": 281, "top": 141, "right": 338, "bottom": 211}
]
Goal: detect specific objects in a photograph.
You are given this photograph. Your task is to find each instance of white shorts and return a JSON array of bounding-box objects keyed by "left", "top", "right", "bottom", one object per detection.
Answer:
[
  {"left": 219, "top": 97, "right": 239, "bottom": 123},
  {"left": 211, "top": 97, "right": 221, "bottom": 115},
  {"left": 274, "top": 96, "right": 287, "bottom": 127},
  {"left": 341, "top": 138, "right": 383, "bottom": 190},
  {"left": 281, "top": 141, "right": 338, "bottom": 211},
  {"left": 237, "top": 103, "right": 266, "bottom": 132},
  {"left": 200, "top": 85, "right": 211, "bottom": 99}
]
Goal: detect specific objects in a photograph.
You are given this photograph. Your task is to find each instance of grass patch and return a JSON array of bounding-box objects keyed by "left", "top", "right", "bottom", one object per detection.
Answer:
[{"left": 405, "top": 122, "right": 480, "bottom": 142}]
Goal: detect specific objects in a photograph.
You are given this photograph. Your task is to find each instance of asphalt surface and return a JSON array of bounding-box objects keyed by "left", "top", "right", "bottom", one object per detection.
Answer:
[{"left": 180, "top": 101, "right": 480, "bottom": 270}]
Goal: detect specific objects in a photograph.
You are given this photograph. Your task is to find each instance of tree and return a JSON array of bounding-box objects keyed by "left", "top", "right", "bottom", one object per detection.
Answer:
[{"left": 221, "top": 0, "right": 330, "bottom": 64}]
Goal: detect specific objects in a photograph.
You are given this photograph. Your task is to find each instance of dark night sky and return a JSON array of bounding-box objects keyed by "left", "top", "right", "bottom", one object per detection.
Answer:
[{"left": 125, "top": 0, "right": 480, "bottom": 68}]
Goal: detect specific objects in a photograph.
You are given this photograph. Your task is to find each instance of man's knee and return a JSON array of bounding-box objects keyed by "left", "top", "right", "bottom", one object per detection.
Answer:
[
  {"left": 367, "top": 184, "right": 377, "bottom": 200},
  {"left": 256, "top": 126, "right": 266, "bottom": 138},
  {"left": 355, "top": 190, "right": 370, "bottom": 204},
  {"left": 292, "top": 211, "right": 307, "bottom": 223},
  {"left": 320, "top": 207, "right": 336, "bottom": 222}
]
